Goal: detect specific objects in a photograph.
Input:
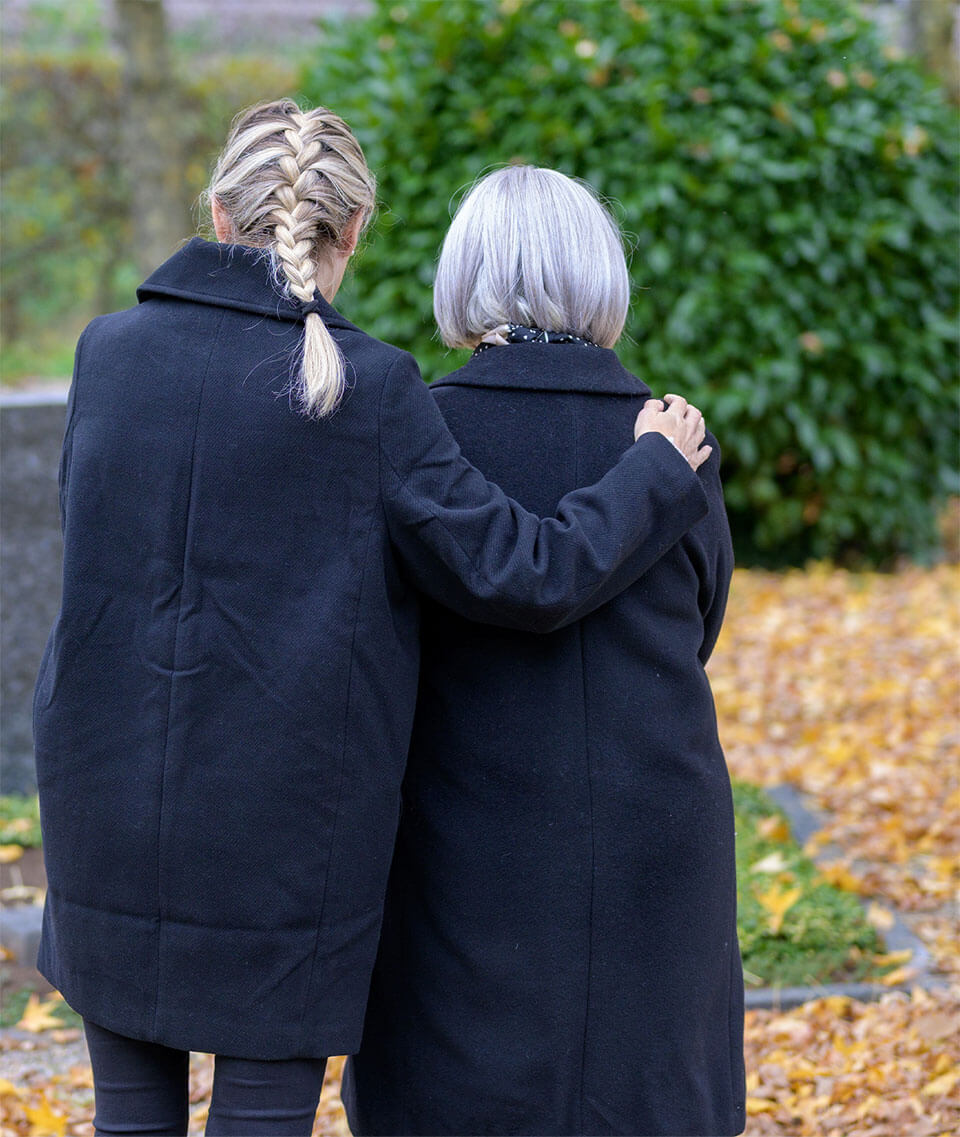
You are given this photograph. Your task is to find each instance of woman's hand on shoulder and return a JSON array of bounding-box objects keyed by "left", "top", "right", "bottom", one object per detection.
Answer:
[{"left": 634, "top": 393, "right": 712, "bottom": 471}]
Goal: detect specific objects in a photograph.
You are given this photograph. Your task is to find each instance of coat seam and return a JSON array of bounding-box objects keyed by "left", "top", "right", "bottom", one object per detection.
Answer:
[
  {"left": 573, "top": 402, "right": 596, "bottom": 1135},
  {"left": 152, "top": 308, "right": 225, "bottom": 1037},
  {"left": 379, "top": 361, "right": 420, "bottom": 1128},
  {"left": 296, "top": 478, "right": 379, "bottom": 1050}
]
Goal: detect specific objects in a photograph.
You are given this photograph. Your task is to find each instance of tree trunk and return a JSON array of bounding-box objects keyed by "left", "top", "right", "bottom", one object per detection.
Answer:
[
  {"left": 114, "top": 0, "right": 190, "bottom": 277},
  {"left": 907, "top": 0, "right": 960, "bottom": 103}
]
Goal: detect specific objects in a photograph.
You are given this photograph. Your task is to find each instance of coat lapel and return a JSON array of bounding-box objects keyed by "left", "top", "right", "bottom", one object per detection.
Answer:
[{"left": 431, "top": 343, "right": 652, "bottom": 397}]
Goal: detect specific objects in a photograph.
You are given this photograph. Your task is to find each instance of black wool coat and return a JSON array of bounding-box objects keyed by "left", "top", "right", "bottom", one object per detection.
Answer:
[
  {"left": 33, "top": 238, "right": 710, "bottom": 1060},
  {"left": 343, "top": 344, "right": 746, "bottom": 1136}
]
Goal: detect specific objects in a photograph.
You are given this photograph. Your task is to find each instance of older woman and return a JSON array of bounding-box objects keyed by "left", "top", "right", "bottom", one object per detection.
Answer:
[{"left": 343, "top": 166, "right": 746, "bottom": 1137}]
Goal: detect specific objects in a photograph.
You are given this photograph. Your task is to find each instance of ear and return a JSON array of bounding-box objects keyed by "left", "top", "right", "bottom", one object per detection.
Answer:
[
  {"left": 340, "top": 210, "right": 365, "bottom": 256},
  {"left": 211, "top": 196, "right": 234, "bottom": 243}
]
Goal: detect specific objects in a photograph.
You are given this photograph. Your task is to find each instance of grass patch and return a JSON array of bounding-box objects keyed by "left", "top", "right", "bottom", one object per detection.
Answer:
[
  {"left": 0, "top": 335, "right": 78, "bottom": 387},
  {"left": 733, "top": 779, "right": 890, "bottom": 988},
  {"left": 0, "top": 986, "right": 82, "bottom": 1030},
  {"left": 0, "top": 794, "right": 42, "bottom": 847}
]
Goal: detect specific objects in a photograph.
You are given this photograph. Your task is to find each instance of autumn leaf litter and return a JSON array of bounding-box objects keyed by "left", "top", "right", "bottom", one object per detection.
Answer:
[{"left": 1, "top": 565, "right": 957, "bottom": 1136}]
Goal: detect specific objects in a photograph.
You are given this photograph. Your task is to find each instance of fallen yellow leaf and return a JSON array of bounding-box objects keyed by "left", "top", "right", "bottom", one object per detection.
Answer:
[
  {"left": 879, "top": 964, "right": 918, "bottom": 986},
  {"left": 754, "top": 883, "right": 803, "bottom": 934},
  {"left": 745, "top": 1096, "right": 778, "bottom": 1115},
  {"left": 933, "top": 1051, "right": 953, "bottom": 1074},
  {"left": 750, "top": 851, "right": 790, "bottom": 874},
  {"left": 855, "top": 1091, "right": 884, "bottom": 1120},
  {"left": 914, "top": 1010, "right": 957, "bottom": 1042},
  {"left": 24, "top": 1096, "right": 68, "bottom": 1137},
  {"left": 922, "top": 1066, "right": 960, "bottom": 1096},
  {"left": 816, "top": 862, "right": 866, "bottom": 893},
  {"left": 757, "top": 815, "right": 791, "bottom": 842},
  {"left": 68, "top": 1065, "right": 94, "bottom": 1090},
  {"left": 190, "top": 1105, "right": 210, "bottom": 1128},
  {"left": 16, "top": 992, "right": 65, "bottom": 1033},
  {"left": 865, "top": 901, "right": 894, "bottom": 930},
  {"left": 0, "top": 845, "right": 24, "bottom": 863},
  {"left": 0, "top": 884, "right": 44, "bottom": 905},
  {"left": 0, "top": 1077, "right": 22, "bottom": 1096},
  {"left": 872, "top": 948, "right": 913, "bottom": 966}
]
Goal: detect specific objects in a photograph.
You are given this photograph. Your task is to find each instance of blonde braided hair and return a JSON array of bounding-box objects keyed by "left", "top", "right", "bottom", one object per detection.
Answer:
[{"left": 207, "top": 99, "right": 377, "bottom": 417}]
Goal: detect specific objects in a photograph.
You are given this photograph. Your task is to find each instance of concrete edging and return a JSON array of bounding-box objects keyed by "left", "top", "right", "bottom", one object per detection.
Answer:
[{"left": 0, "top": 387, "right": 70, "bottom": 407}]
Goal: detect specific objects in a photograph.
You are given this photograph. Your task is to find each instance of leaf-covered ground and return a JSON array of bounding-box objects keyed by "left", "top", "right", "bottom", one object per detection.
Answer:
[
  {"left": 716, "top": 564, "right": 960, "bottom": 1137},
  {"left": 2, "top": 565, "right": 957, "bottom": 1136},
  {"left": 712, "top": 564, "right": 959, "bottom": 972}
]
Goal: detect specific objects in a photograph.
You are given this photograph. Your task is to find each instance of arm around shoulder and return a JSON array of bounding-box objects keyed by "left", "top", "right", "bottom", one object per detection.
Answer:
[{"left": 378, "top": 352, "right": 710, "bottom": 632}]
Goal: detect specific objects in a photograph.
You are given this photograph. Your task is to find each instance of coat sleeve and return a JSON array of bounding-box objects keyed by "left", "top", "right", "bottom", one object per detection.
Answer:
[
  {"left": 59, "top": 325, "right": 90, "bottom": 533},
  {"left": 695, "top": 441, "right": 735, "bottom": 665},
  {"left": 378, "top": 351, "right": 710, "bottom": 632}
]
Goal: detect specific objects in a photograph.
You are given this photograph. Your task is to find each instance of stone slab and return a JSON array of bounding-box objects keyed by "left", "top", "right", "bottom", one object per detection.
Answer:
[
  {"left": 0, "top": 903, "right": 43, "bottom": 968},
  {"left": 1, "top": 392, "right": 69, "bottom": 794}
]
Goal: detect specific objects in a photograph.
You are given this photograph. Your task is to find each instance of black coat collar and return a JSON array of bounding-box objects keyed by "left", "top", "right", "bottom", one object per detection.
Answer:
[
  {"left": 432, "top": 343, "right": 652, "bottom": 397},
  {"left": 136, "top": 236, "right": 361, "bottom": 331}
]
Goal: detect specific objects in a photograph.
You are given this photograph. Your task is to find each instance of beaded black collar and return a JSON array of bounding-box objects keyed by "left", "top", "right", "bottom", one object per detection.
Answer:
[{"left": 471, "top": 323, "right": 600, "bottom": 357}]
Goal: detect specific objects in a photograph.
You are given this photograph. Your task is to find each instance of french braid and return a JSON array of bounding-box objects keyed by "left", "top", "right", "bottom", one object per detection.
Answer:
[{"left": 207, "top": 99, "right": 377, "bottom": 417}]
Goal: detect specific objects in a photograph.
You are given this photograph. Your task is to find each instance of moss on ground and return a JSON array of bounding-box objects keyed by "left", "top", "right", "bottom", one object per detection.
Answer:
[{"left": 732, "top": 778, "right": 891, "bottom": 988}]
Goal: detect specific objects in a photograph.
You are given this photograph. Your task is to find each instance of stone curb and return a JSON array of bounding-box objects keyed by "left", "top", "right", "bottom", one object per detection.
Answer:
[
  {"left": 0, "top": 387, "right": 70, "bottom": 407},
  {"left": 0, "top": 902, "right": 43, "bottom": 968},
  {"left": 742, "top": 783, "right": 950, "bottom": 1011}
]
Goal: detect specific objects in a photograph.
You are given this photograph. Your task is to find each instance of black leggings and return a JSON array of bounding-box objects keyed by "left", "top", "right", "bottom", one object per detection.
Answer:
[{"left": 83, "top": 1019, "right": 327, "bottom": 1137}]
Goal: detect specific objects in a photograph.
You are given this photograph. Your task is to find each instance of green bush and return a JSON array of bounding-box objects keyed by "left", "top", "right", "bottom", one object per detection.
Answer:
[{"left": 302, "top": 0, "right": 959, "bottom": 565}]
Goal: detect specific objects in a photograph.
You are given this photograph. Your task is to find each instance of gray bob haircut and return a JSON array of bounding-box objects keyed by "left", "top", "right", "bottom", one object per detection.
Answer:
[{"left": 434, "top": 165, "right": 629, "bottom": 350}]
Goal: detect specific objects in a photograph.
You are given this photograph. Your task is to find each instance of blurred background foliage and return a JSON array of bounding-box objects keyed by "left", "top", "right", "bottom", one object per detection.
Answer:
[
  {"left": 304, "top": 0, "right": 959, "bottom": 566},
  {"left": 0, "top": 0, "right": 297, "bottom": 377},
  {"left": 1, "top": 0, "right": 957, "bottom": 566}
]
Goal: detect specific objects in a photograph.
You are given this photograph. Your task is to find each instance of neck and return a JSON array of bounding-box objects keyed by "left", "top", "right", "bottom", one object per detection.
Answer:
[{"left": 314, "top": 253, "right": 349, "bottom": 303}]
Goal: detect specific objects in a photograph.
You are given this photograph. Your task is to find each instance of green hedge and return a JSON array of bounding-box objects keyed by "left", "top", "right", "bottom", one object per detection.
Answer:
[{"left": 302, "top": 0, "right": 959, "bottom": 565}]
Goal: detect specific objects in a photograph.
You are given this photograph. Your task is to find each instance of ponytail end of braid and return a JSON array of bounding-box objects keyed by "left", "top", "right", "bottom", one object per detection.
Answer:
[{"left": 299, "top": 311, "right": 347, "bottom": 418}]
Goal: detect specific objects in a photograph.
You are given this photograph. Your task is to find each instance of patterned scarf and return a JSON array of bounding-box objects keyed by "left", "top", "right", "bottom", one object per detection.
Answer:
[{"left": 472, "top": 323, "right": 599, "bottom": 357}]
